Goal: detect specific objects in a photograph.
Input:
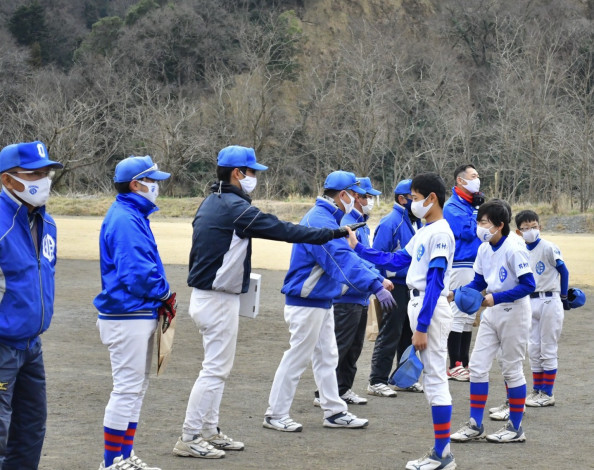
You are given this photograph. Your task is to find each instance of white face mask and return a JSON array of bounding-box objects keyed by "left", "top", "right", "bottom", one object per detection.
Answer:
[
  {"left": 521, "top": 228, "right": 540, "bottom": 243},
  {"left": 9, "top": 174, "right": 51, "bottom": 207},
  {"left": 411, "top": 196, "right": 433, "bottom": 219},
  {"left": 476, "top": 225, "right": 498, "bottom": 243},
  {"left": 239, "top": 174, "right": 257, "bottom": 194},
  {"left": 136, "top": 180, "right": 159, "bottom": 204},
  {"left": 462, "top": 177, "right": 480, "bottom": 194},
  {"left": 342, "top": 191, "right": 355, "bottom": 214},
  {"left": 361, "top": 197, "right": 374, "bottom": 215}
]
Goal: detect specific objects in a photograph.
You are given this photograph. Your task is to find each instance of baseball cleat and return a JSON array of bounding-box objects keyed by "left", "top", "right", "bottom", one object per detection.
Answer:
[
  {"left": 489, "top": 401, "right": 509, "bottom": 414},
  {"left": 203, "top": 428, "right": 244, "bottom": 451},
  {"left": 367, "top": 382, "right": 397, "bottom": 397},
  {"left": 405, "top": 447, "right": 457, "bottom": 470},
  {"left": 486, "top": 421, "right": 526, "bottom": 443},
  {"left": 525, "top": 390, "right": 555, "bottom": 407},
  {"left": 172, "top": 435, "right": 225, "bottom": 458},
  {"left": 341, "top": 389, "right": 368, "bottom": 404},
  {"left": 447, "top": 362, "right": 469, "bottom": 382},
  {"left": 393, "top": 382, "right": 424, "bottom": 393},
  {"left": 489, "top": 403, "right": 510, "bottom": 421},
  {"left": 323, "top": 411, "right": 368, "bottom": 428},
  {"left": 450, "top": 418, "right": 486, "bottom": 442},
  {"left": 126, "top": 450, "right": 162, "bottom": 469},
  {"left": 98, "top": 456, "right": 136, "bottom": 470},
  {"left": 263, "top": 416, "right": 303, "bottom": 432}
]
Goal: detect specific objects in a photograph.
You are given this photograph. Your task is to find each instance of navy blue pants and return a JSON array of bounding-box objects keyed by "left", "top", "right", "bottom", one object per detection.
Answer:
[
  {"left": 0, "top": 340, "right": 47, "bottom": 470},
  {"left": 369, "top": 283, "right": 412, "bottom": 385}
]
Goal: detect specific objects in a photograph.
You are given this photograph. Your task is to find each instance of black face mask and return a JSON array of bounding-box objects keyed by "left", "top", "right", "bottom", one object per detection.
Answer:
[{"left": 472, "top": 191, "right": 485, "bottom": 208}]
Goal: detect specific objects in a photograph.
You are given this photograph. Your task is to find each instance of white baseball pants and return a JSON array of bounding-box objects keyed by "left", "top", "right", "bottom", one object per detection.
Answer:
[
  {"left": 408, "top": 294, "right": 453, "bottom": 406},
  {"left": 266, "top": 305, "right": 347, "bottom": 419},
  {"left": 449, "top": 267, "right": 476, "bottom": 333},
  {"left": 183, "top": 289, "right": 239, "bottom": 436},
  {"left": 97, "top": 318, "right": 157, "bottom": 430},
  {"left": 529, "top": 294, "right": 564, "bottom": 371},
  {"left": 469, "top": 297, "right": 531, "bottom": 388}
]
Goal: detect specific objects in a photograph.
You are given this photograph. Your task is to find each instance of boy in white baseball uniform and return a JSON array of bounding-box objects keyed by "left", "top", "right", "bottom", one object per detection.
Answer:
[
  {"left": 451, "top": 200, "right": 535, "bottom": 444},
  {"left": 515, "top": 210, "right": 570, "bottom": 407},
  {"left": 348, "top": 173, "right": 457, "bottom": 470}
]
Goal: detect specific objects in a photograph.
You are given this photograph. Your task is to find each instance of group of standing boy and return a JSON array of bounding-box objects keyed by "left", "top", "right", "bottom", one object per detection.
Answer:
[{"left": 0, "top": 139, "right": 578, "bottom": 470}]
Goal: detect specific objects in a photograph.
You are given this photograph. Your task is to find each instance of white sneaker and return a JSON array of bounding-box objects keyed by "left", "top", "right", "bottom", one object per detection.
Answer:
[
  {"left": 203, "top": 428, "right": 244, "bottom": 451},
  {"left": 341, "top": 389, "right": 368, "bottom": 404},
  {"left": 98, "top": 456, "right": 136, "bottom": 470},
  {"left": 313, "top": 397, "right": 321, "bottom": 407},
  {"left": 263, "top": 416, "right": 303, "bottom": 432},
  {"left": 450, "top": 418, "right": 486, "bottom": 442},
  {"left": 405, "top": 447, "right": 457, "bottom": 470},
  {"left": 447, "top": 362, "right": 469, "bottom": 382},
  {"left": 367, "top": 383, "right": 397, "bottom": 397},
  {"left": 526, "top": 390, "right": 555, "bottom": 407},
  {"left": 393, "top": 382, "right": 424, "bottom": 393},
  {"left": 126, "top": 450, "right": 161, "bottom": 469},
  {"left": 489, "top": 403, "right": 510, "bottom": 421},
  {"left": 172, "top": 435, "right": 225, "bottom": 459},
  {"left": 486, "top": 421, "right": 526, "bottom": 443},
  {"left": 323, "top": 411, "right": 368, "bottom": 428},
  {"left": 525, "top": 389, "right": 539, "bottom": 405}
]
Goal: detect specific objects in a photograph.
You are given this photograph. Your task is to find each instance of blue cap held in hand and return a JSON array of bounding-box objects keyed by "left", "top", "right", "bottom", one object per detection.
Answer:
[
  {"left": 324, "top": 171, "right": 367, "bottom": 194},
  {"left": 357, "top": 177, "right": 382, "bottom": 196},
  {"left": 389, "top": 344, "right": 423, "bottom": 389},
  {"left": 217, "top": 146, "right": 268, "bottom": 171},
  {"left": 568, "top": 287, "right": 586, "bottom": 309},
  {"left": 454, "top": 286, "right": 484, "bottom": 314},
  {"left": 0, "top": 141, "right": 63, "bottom": 173},
  {"left": 114, "top": 155, "right": 170, "bottom": 183}
]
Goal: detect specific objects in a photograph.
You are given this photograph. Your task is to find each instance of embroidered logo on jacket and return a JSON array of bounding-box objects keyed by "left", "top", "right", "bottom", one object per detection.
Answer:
[{"left": 42, "top": 234, "right": 56, "bottom": 263}]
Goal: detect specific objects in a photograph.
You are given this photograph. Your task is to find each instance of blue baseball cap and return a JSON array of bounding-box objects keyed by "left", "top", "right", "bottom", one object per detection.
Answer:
[
  {"left": 217, "top": 146, "right": 268, "bottom": 171},
  {"left": 389, "top": 344, "right": 423, "bottom": 389},
  {"left": 394, "top": 179, "right": 412, "bottom": 195},
  {"left": 454, "top": 286, "right": 484, "bottom": 314},
  {"left": 324, "top": 171, "right": 367, "bottom": 194},
  {"left": 0, "top": 141, "right": 63, "bottom": 173},
  {"left": 357, "top": 177, "right": 382, "bottom": 196},
  {"left": 114, "top": 155, "right": 171, "bottom": 183}
]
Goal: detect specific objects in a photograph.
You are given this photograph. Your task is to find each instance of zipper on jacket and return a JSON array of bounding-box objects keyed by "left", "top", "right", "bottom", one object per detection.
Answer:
[{"left": 23, "top": 208, "right": 45, "bottom": 349}]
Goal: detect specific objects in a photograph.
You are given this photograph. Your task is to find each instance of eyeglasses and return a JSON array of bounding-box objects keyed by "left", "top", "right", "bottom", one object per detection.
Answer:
[
  {"left": 9, "top": 170, "right": 55, "bottom": 180},
  {"left": 132, "top": 163, "right": 158, "bottom": 181}
]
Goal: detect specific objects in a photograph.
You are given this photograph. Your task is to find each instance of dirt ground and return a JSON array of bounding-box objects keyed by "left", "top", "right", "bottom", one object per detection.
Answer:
[{"left": 39, "top": 259, "right": 593, "bottom": 469}]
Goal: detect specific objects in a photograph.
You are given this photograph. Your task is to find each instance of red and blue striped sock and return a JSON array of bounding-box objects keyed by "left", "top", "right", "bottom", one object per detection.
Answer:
[
  {"left": 121, "top": 422, "right": 138, "bottom": 459},
  {"left": 532, "top": 371, "right": 544, "bottom": 391},
  {"left": 542, "top": 369, "right": 557, "bottom": 396},
  {"left": 469, "top": 381, "right": 489, "bottom": 427},
  {"left": 431, "top": 405, "right": 452, "bottom": 458},
  {"left": 104, "top": 426, "right": 125, "bottom": 467},
  {"left": 508, "top": 384, "right": 526, "bottom": 430}
]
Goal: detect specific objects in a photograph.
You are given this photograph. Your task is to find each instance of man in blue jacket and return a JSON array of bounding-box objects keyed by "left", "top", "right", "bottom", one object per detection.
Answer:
[
  {"left": 0, "top": 141, "right": 63, "bottom": 470},
  {"left": 264, "top": 171, "right": 395, "bottom": 433},
  {"left": 174, "top": 146, "right": 355, "bottom": 459},
  {"left": 313, "top": 177, "right": 383, "bottom": 408},
  {"left": 367, "top": 179, "right": 423, "bottom": 397},
  {"left": 443, "top": 164, "right": 483, "bottom": 382},
  {"left": 94, "top": 155, "right": 175, "bottom": 470}
]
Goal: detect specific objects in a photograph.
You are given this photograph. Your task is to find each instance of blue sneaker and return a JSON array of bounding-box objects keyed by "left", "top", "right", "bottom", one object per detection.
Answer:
[
  {"left": 323, "top": 411, "right": 368, "bottom": 428},
  {"left": 406, "top": 448, "right": 457, "bottom": 470}
]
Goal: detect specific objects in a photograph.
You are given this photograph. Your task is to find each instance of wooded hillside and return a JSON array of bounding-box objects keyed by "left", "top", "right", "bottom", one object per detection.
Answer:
[{"left": 0, "top": 0, "right": 593, "bottom": 211}]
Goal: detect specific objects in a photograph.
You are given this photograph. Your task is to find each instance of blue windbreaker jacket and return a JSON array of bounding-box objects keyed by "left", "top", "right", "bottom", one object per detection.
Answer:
[
  {"left": 94, "top": 193, "right": 170, "bottom": 319},
  {"left": 372, "top": 204, "right": 417, "bottom": 284},
  {"left": 0, "top": 190, "right": 57, "bottom": 350},
  {"left": 443, "top": 189, "right": 481, "bottom": 267},
  {"left": 281, "top": 197, "right": 384, "bottom": 309}
]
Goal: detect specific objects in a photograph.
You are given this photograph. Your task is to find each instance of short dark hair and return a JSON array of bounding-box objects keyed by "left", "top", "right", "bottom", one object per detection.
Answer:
[
  {"left": 477, "top": 199, "right": 511, "bottom": 236},
  {"left": 515, "top": 209, "right": 539, "bottom": 228},
  {"left": 411, "top": 172, "right": 446, "bottom": 208},
  {"left": 114, "top": 181, "right": 131, "bottom": 194},
  {"left": 454, "top": 164, "right": 476, "bottom": 183},
  {"left": 323, "top": 188, "right": 340, "bottom": 198},
  {"left": 216, "top": 165, "right": 247, "bottom": 183}
]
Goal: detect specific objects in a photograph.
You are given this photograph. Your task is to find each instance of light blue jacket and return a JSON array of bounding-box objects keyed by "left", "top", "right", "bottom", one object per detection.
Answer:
[
  {"left": 0, "top": 190, "right": 57, "bottom": 350},
  {"left": 281, "top": 198, "right": 383, "bottom": 309},
  {"left": 94, "top": 193, "right": 170, "bottom": 319}
]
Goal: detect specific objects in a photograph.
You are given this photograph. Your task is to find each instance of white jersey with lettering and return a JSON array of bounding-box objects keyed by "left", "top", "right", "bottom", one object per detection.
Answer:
[
  {"left": 529, "top": 239, "right": 563, "bottom": 292},
  {"left": 404, "top": 218, "right": 455, "bottom": 295},
  {"left": 474, "top": 236, "right": 532, "bottom": 294}
]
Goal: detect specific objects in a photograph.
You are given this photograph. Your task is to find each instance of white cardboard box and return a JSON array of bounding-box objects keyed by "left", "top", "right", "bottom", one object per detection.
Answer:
[{"left": 239, "top": 273, "right": 261, "bottom": 318}]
